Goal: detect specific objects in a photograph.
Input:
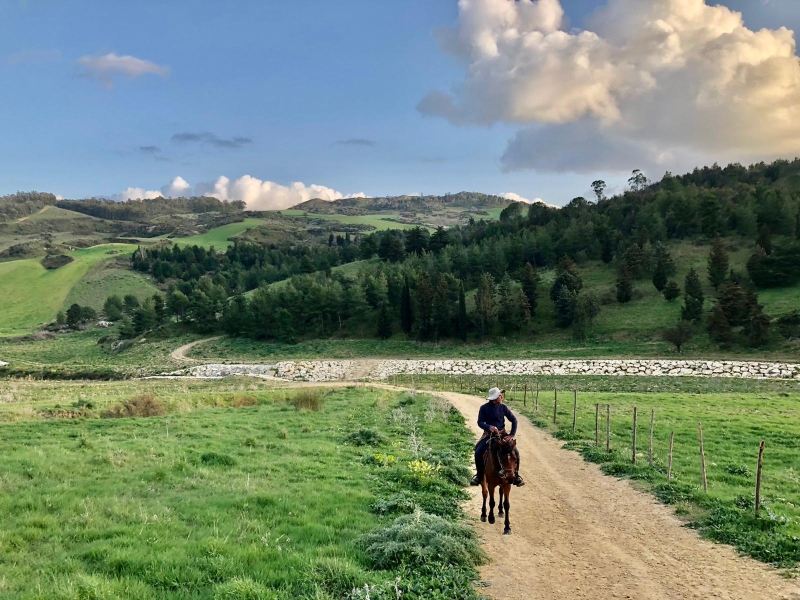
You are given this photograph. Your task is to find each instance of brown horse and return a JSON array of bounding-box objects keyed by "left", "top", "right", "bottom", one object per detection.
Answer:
[{"left": 480, "top": 432, "right": 516, "bottom": 535}]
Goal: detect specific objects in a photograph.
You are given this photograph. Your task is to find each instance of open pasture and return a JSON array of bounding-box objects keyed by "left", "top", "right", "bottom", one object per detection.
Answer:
[
  {"left": 171, "top": 218, "right": 266, "bottom": 249},
  {"left": 0, "top": 381, "right": 481, "bottom": 599}
]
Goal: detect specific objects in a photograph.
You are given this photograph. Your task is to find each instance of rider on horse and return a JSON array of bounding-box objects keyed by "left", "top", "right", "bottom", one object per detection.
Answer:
[{"left": 470, "top": 387, "right": 525, "bottom": 487}]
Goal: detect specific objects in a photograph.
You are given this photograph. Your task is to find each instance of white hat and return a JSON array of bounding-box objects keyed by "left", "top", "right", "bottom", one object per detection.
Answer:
[{"left": 486, "top": 387, "right": 504, "bottom": 401}]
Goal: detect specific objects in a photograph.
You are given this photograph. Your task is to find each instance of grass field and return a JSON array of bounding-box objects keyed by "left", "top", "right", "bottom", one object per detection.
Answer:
[
  {"left": 172, "top": 218, "right": 266, "bottom": 249},
  {"left": 0, "top": 244, "right": 137, "bottom": 337},
  {"left": 405, "top": 373, "right": 800, "bottom": 569},
  {"left": 62, "top": 265, "right": 160, "bottom": 314},
  {"left": 0, "top": 382, "right": 481, "bottom": 598},
  {"left": 279, "top": 210, "right": 420, "bottom": 231}
]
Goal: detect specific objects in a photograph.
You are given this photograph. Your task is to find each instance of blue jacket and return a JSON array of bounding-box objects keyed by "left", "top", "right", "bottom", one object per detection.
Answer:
[{"left": 477, "top": 401, "right": 518, "bottom": 436}]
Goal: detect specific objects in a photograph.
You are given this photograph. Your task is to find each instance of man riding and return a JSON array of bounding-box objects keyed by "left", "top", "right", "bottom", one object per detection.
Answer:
[{"left": 470, "top": 387, "right": 525, "bottom": 487}]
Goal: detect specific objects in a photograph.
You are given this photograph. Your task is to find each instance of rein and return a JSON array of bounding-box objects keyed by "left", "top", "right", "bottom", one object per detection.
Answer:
[{"left": 489, "top": 434, "right": 514, "bottom": 480}]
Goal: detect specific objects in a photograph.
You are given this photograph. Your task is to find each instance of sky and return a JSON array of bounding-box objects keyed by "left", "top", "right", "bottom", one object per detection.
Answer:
[{"left": 1, "top": 0, "right": 800, "bottom": 208}]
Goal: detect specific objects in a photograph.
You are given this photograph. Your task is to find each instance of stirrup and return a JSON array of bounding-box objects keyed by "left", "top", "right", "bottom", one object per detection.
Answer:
[
  {"left": 470, "top": 474, "right": 482, "bottom": 486},
  {"left": 513, "top": 475, "right": 525, "bottom": 487}
]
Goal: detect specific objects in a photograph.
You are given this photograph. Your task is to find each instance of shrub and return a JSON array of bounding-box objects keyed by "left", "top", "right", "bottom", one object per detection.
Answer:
[
  {"left": 725, "top": 463, "right": 752, "bottom": 477},
  {"left": 214, "top": 577, "right": 278, "bottom": 600},
  {"left": 662, "top": 280, "right": 681, "bottom": 302},
  {"left": 201, "top": 452, "right": 237, "bottom": 467},
  {"left": 289, "top": 389, "right": 324, "bottom": 411},
  {"left": 101, "top": 394, "right": 166, "bottom": 418},
  {"left": 662, "top": 321, "right": 694, "bottom": 353},
  {"left": 345, "top": 428, "right": 386, "bottom": 447},
  {"left": 361, "top": 510, "right": 484, "bottom": 570},
  {"left": 232, "top": 395, "right": 259, "bottom": 407}
]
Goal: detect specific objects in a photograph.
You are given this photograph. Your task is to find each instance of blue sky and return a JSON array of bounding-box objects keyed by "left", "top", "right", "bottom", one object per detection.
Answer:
[{"left": 1, "top": 0, "right": 799, "bottom": 207}]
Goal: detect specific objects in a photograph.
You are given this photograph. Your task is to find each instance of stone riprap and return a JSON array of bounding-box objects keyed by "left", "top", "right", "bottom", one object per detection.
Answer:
[
  {"left": 277, "top": 359, "right": 800, "bottom": 381},
  {"left": 172, "top": 364, "right": 278, "bottom": 378}
]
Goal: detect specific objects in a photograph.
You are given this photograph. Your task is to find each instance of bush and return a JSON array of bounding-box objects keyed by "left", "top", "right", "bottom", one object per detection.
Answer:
[
  {"left": 289, "top": 389, "right": 324, "bottom": 411},
  {"left": 214, "top": 577, "right": 279, "bottom": 600},
  {"left": 101, "top": 394, "right": 166, "bottom": 418},
  {"left": 361, "top": 510, "right": 484, "bottom": 570},
  {"left": 345, "top": 428, "right": 386, "bottom": 447},
  {"left": 725, "top": 463, "right": 752, "bottom": 477},
  {"left": 201, "top": 452, "right": 237, "bottom": 467}
]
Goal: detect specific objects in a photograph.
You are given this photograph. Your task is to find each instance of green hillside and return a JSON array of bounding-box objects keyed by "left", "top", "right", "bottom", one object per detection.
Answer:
[{"left": 172, "top": 218, "right": 266, "bottom": 248}]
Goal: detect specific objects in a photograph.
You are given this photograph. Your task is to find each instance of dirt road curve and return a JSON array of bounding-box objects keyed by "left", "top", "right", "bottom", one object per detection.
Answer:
[
  {"left": 441, "top": 391, "right": 800, "bottom": 600},
  {"left": 170, "top": 336, "right": 222, "bottom": 362}
]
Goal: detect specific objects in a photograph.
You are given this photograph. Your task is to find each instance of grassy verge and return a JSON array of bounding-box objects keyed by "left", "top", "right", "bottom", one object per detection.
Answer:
[
  {"left": 0, "top": 383, "right": 484, "bottom": 599},
  {"left": 417, "top": 374, "right": 800, "bottom": 570}
]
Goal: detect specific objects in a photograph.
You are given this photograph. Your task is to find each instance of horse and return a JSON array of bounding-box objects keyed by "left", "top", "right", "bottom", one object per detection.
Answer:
[{"left": 480, "top": 431, "right": 516, "bottom": 535}]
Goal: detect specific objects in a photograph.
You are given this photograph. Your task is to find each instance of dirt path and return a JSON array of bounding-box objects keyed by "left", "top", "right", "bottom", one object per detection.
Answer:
[
  {"left": 170, "top": 336, "right": 223, "bottom": 362},
  {"left": 16, "top": 205, "right": 51, "bottom": 222},
  {"left": 440, "top": 390, "right": 800, "bottom": 600}
]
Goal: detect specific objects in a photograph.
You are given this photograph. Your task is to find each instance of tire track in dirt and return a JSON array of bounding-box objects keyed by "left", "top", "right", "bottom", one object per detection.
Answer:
[{"left": 441, "top": 390, "right": 800, "bottom": 600}]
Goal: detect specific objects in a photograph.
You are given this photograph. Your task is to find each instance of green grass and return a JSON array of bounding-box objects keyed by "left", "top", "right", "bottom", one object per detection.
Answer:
[
  {"left": 0, "top": 383, "right": 480, "bottom": 598},
  {"left": 423, "top": 373, "right": 800, "bottom": 568},
  {"left": 172, "top": 219, "right": 266, "bottom": 249},
  {"left": 279, "top": 210, "right": 420, "bottom": 231},
  {"left": 63, "top": 265, "right": 160, "bottom": 314},
  {"left": 0, "top": 244, "right": 137, "bottom": 337}
]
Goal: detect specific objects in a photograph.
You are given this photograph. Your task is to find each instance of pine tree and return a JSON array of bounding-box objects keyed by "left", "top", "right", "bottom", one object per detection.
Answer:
[
  {"left": 573, "top": 293, "right": 600, "bottom": 340},
  {"left": 103, "top": 295, "right": 124, "bottom": 321},
  {"left": 616, "top": 266, "right": 634, "bottom": 303},
  {"left": 554, "top": 286, "right": 577, "bottom": 328},
  {"left": 707, "top": 236, "right": 730, "bottom": 288},
  {"left": 651, "top": 243, "right": 675, "bottom": 291},
  {"left": 623, "top": 244, "right": 644, "bottom": 279},
  {"left": 123, "top": 294, "right": 140, "bottom": 315},
  {"left": 432, "top": 277, "right": 452, "bottom": 340},
  {"left": 707, "top": 303, "right": 733, "bottom": 347},
  {"left": 663, "top": 281, "right": 681, "bottom": 302},
  {"left": 474, "top": 272, "right": 496, "bottom": 338},
  {"left": 377, "top": 302, "right": 393, "bottom": 339},
  {"left": 152, "top": 293, "right": 166, "bottom": 323},
  {"left": 66, "top": 303, "right": 83, "bottom": 328},
  {"left": 498, "top": 274, "right": 525, "bottom": 335},
  {"left": 414, "top": 272, "right": 435, "bottom": 341},
  {"left": 457, "top": 281, "right": 468, "bottom": 342},
  {"left": 520, "top": 262, "right": 539, "bottom": 317},
  {"left": 757, "top": 225, "right": 772, "bottom": 255},
  {"left": 400, "top": 278, "right": 413, "bottom": 338},
  {"left": 681, "top": 268, "right": 705, "bottom": 322},
  {"left": 428, "top": 226, "right": 450, "bottom": 254},
  {"left": 745, "top": 301, "right": 771, "bottom": 347},
  {"left": 550, "top": 257, "right": 582, "bottom": 302},
  {"left": 118, "top": 316, "right": 137, "bottom": 339},
  {"left": 404, "top": 227, "right": 429, "bottom": 256}
]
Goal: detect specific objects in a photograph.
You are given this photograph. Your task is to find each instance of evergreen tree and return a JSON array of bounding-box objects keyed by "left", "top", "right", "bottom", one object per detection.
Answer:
[
  {"left": 681, "top": 268, "right": 704, "bottom": 322},
  {"left": 222, "top": 295, "right": 250, "bottom": 336},
  {"left": 616, "top": 266, "right": 634, "bottom": 303},
  {"left": 474, "top": 272, "right": 496, "bottom": 338},
  {"left": 66, "top": 303, "right": 83, "bottom": 328},
  {"left": 55, "top": 311, "right": 66, "bottom": 326},
  {"left": 457, "top": 281, "right": 468, "bottom": 342},
  {"left": 549, "top": 257, "right": 582, "bottom": 302},
  {"left": 707, "top": 303, "right": 733, "bottom": 347},
  {"left": 359, "top": 236, "right": 378, "bottom": 260},
  {"left": 328, "top": 233, "right": 335, "bottom": 247},
  {"left": 133, "top": 300, "right": 157, "bottom": 334},
  {"left": 123, "top": 294, "right": 140, "bottom": 315},
  {"left": 189, "top": 290, "right": 218, "bottom": 333},
  {"left": 377, "top": 302, "right": 393, "bottom": 339},
  {"left": 432, "top": 277, "right": 452, "bottom": 340},
  {"left": 745, "top": 301, "right": 771, "bottom": 347},
  {"left": 428, "top": 226, "right": 450, "bottom": 254},
  {"left": 152, "top": 293, "right": 166, "bottom": 323},
  {"left": 757, "top": 225, "right": 772, "bottom": 255},
  {"left": 497, "top": 274, "right": 528, "bottom": 335},
  {"left": 167, "top": 291, "right": 190, "bottom": 322},
  {"left": 118, "top": 316, "right": 137, "bottom": 339},
  {"left": 707, "top": 236, "right": 730, "bottom": 288},
  {"left": 414, "top": 272, "right": 435, "bottom": 341},
  {"left": 651, "top": 243, "right": 675, "bottom": 291},
  {"left": 623, "top": 244, "right": 644, "bottom": 279},
  {"left": 573, "top": 292, "right": 600, "bottom": 340},
  {"left": 520, "top": 262, "right": 539, "bottom": 317},
  {"left": 716, "top": 282, "right": 748, "bottom": 326},
  {"left": 103, "top": 295, "right": 124, "bottom": 321},
  {"left": 663, "top": 281, "right": 681, "bottom": 302},
  {"left": 554, "top": 286, "right": 577, "bottom": 328},
  {"left": 404, "top": 227, "right": 429, "bottom": 256},
  {"left": 400, "top": 278, "right": 413, "bottom": 338},
  {"left": 274, "top": 307, "right": 296, "bottom": 344}
]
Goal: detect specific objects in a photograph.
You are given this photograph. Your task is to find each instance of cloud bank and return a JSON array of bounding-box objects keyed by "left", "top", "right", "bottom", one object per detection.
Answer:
[
  {"left": 78, "top": 52, "right": 169, "bottom": 88},
  {"left": 114, "top": 176, "right": 365, "bottom": 210},
  {"left": 171, "top": 132, "right": 253, "bottom": 149},
  {"left": 419, "top": 0, "right": 800, "bottom": 173}
]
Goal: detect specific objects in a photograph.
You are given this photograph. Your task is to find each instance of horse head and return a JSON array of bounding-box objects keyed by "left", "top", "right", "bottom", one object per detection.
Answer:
[{"left": 491, "top": 435, "right": 517, "bottom": 483}]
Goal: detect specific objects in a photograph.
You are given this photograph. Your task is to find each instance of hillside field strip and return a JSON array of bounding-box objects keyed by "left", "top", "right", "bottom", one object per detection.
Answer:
[{"left": 171, "top": 218, "right": 267, "bottom": 249}]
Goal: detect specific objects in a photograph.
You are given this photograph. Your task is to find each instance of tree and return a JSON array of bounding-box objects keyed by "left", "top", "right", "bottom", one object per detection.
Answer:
[
  {"left": 414, "top": 272, "right": 435, "bottom": 341},
  {"left": 651, "top": 243, "right": 675, "bottom": 292},
  {"left": 550, "top": 257, "right": 582, "bottom": 302},
  {"left": 359, "top": 236, "right": 378, "bottom": 260},
  {"left": 757, "top": 225, "right": 772, "bottom": 255},
  {"left": 554, "top": 286, "right": 577, "bottom": 328},
  {"left": 103, "top": 295, "right": 124, "bottom": 321},
  {"left": 400, "top": 278, "right": 413, "bottom": 338},
  {"left": 457, "top": 281, "right": 468, "bottom": 342},
  {"left": 745, "top": 301, "right": 771, "bottom": 348},
  {"left": 123, "top": 294, "right": 140, "bottom": 315},
  {"left": 681, "top": 268, "right": 704, "bottom": 322},
  {"left": 404, "top": 227, "right": 429, "bottom": 256},
  {"left": 716, "top": 282, "right": 748, "bottom": 326},
  {"left": 222, "top": 295, "right": 251, "bottom": 336},
  {"left": 133, "top": 300, "right": 157, "bottom": 334},
  {"left": 167, "top": 291, "right": 190, "bottom": 322},
  {"left": 189, "top": 290, "right": 218, "bottom": 333},
  {"left": 616, "top": 266, "right": 634, "bottom": 303},
  {"left": 66, "top": 303, "right": 83, "bottom": 328},
  {"left": 622, "top": 244, "right": 644, "bottom": 279},
  {"left": 55, "top": 311, "right": 66, "bottom": 326},
  {"left": 118, "top": 316, "right": 137, "bottom": 339},
  {"left": 662, "top": 321, "right": 694, "bottom": 353},
  {"left": 379, "top": 234, "right": 406, "bottom": 263},
  {"left": 432, "top": 277, "right": 452, "bottom": 340},
  {"left": 520, "top": 262, "right": 539, "bottom": 317},
  {"left": 707, "top": 236, "right": 729, "bottom": 288},
  {"left": 377, "top": 302, "right": 393, "bottom": 339},
  {"left": 573, "top": 292, "right": 601, "bottom": 340},
  {"left": 591, "top": 180, "right": 606, "bottom": 203},
  {"left": 707, "top": 303, "right": 733, "bottom": 347},
  {"left": 497, "top": 274, "right": 529, "bottom": 335},
  {"left": 152, "top": 293, "right": 166, "bottom": 323},
  {"left": 628, "top": 169, "right": 648, "bottom": 192},
  {"left": 428, "top": 226, "right": 450, "bottom": 254},
  {"left": 474, "top": 273, "right": 496, "bottom": 338}
]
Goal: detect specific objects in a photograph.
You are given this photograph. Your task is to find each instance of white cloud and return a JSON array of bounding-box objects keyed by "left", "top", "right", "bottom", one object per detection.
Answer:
[
  {"left": 115, "top": 175, "right": 365, "bottom": 210},
  {"left": 420, "top": 0, "right": 800, "bottom": 172},
  {"left": 77, "top": 52, "right": 169, "bottom": 89},
  {"left": 501, "top": 192, "right": 558, "bottom": 208}
]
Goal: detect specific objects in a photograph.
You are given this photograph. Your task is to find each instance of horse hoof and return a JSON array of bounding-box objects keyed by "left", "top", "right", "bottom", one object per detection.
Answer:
[
  {"left": 480, "top": 515, "right": 487, "bottom": 523},
  {"left": 504, "top": 529, "right": 512, "bottom": 535},
  {"left": 488, "top": 516, "right": 495, "bottom": 525}
]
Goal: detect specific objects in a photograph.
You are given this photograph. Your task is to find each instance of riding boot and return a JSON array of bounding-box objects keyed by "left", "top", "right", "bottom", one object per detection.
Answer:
[
  {"left": 470, "top": 452, "right": 484, "bottom": 486},
  {"left": 513, "top": 448, "right": 525, "bottom": 487}
]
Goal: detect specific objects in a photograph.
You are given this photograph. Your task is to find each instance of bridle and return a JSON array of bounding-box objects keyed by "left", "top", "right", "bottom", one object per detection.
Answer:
[{"left": 489, "top": 431, "right": 516, "bottom": 482}]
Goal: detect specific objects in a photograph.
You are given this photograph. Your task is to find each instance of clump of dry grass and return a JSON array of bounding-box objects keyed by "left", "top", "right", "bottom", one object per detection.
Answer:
[
  {"left": 101, "top": 394, "right": 166, "bottom": 419},
  {"left": 289, "top": 389, "right": 324, "bottom": 412},
  {"left": 232, "top": 395, "right": 259, "bottom": 408}
]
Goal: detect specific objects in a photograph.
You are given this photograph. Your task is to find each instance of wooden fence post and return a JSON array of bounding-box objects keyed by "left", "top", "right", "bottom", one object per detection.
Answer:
[
  {"left": 698, "top": 423, "right": 708, "bottom": 493},
  {"left": 535, "top": 382, "right": 539, "bottom": 413},
  {"left": 632, "top": 407, "right": 638, "bottom": 464},
  {"left": 755, "top": 440, "right": 765, "bottom": 517},
  {"left": 523, "top": 383, "right": 528, "bottom": 408},
  {"left": 606, "top": 404, "right": 611, "bottom": 453},
  {"left": 553, "top": 388, "right": 558, "bottom": 425},
  {"left": 667, "top": 432, "right": 674, "bottom": 481},
  {"left": 572, "top": 390, "right": 578, "bottom": 435},
  {"left": 649, "top": 409, "right": 655, "bottom": 467},
  {"left": 595, "top": 404, "right": 599, "bottom": 446}
]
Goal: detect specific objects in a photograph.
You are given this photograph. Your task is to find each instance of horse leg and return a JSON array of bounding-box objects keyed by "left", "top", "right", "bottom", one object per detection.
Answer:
[
  {"left": 480, "top": 481, "right": 488, "bottom": 523},
  {"left": 488, "top": 484, "right": 496, "bottom": 525},
  {"left": 503, "top": 484, "right": 511, "bottom": 535},
  {"left": 498, "top": 487, "right": 504, "bottom": 516}
]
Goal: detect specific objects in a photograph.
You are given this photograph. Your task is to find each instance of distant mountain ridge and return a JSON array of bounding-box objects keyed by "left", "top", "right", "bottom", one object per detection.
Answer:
[{"left": 290, "top": 192, "right": 514, "bottom": 215}]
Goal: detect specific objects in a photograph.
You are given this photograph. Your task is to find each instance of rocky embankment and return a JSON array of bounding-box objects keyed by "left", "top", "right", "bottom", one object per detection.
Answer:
[{"left": 272, "top": 358, "right": 800, "bottom": 381}]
